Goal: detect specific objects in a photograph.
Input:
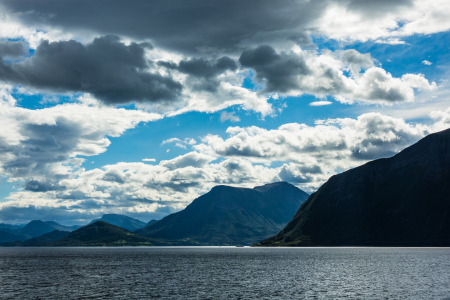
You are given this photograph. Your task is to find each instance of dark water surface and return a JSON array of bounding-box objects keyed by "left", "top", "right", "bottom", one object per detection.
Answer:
[{"left": 1, "top": 247, "right": 450, "bottom": 299}]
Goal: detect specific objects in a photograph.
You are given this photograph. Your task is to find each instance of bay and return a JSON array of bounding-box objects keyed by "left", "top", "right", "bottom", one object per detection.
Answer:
[{"left": 1, "top": 247, "right": 450, "bottom": 299}]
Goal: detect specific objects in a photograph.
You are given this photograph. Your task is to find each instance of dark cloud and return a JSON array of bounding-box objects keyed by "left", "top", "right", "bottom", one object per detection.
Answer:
[
  {"left": 159, "top": 56, "right": 237, "bottom": 92},
  {"left": 239, "top": 45, "right": 310, "bottom": 93},
  {"left": 146, "top": 180, "right": 201, "bottom": 193},
  {"left": 0, "top": 35, "right": 182, "bottom": 104},
  {"left": 277, "top": 165, "right": 313, "bottom": 184},
  {"left": 0, "top": 40, "right": 28, "bottom": 59},
  {"left": 347, "top": 0, "right": 414, "bottom": 17},
  {"left": 341, "top": 49, "right": 373, "bottom": 74},
  {"left": 24, "top": 180, "right": 64, "bottom": 192},
  {"left": 1, "top": 0, "right": 328, "bottom": 53},
  {"left": 102, "top": 170, "right": 126, "bottom": 184},
  {"left": 2, "top": 0, "right": 416, "bottom": 53},
  {"left": 1, "top": 119, "right": 82, "bottom": 179},
  {"left": 177, "top": 57, "right": 237, "bottom": 78}
]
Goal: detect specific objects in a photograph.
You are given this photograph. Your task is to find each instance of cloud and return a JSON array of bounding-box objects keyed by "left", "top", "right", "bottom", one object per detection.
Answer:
[
  {"left": 240, "top": 45, "right": 310, "bottom": 93},
  {"left": 196, "top": 109, "right": 450, "bottom": 189},
  {"left": 309, "top": 101, "right": 332, "bottom": 106},
  {"left": 2, "top": 105, "right": 450, "bottom": 224},
  {"left": 2, "top": 0, "right": 449, "bottom": 53},
  {"left": 422, "top": 60, "right": 432, "bottom": 65},
  {"left": 0, "top": 40, "right": 28, "bottom": 59},
  {"left": 0, "top": 96, "right": 160, "bottom": 186},
  {"left": 239, "top": 46, "right": 436, "bottom": 104},
  {"left": 375, "top": 38, "right": 408, "bottom": 45},
  {"left": 158, "top": 56, "right": 238, "bottom": 93},
  {"left": 316, "top": 0, "right": 450, "bottom": 42},
  {"left": 220, "top": 111, "right": 241, "bottom": 122},
  {"left": 142, "top": 158, "right": 156, "bottom": 162},
  {"left": 161, "top": 137, "right": 197, "bottom": 148},
  {"left": 162, "top": 56, "right": 238, "bottom": 79},
  {"left": 0, "top": 35, "right": 182, "bottom": 104},
  {"left": 160, "top": 152, "right": 216, "bottom": 170},
  {"left": 0, "top": 0, "right": 325, "bottom": 53},
  {"left": 340, "top": 49, "right": 374, "bottom": 74}
]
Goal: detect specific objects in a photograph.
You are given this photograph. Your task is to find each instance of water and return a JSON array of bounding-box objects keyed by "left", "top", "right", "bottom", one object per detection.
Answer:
[{"left": 1, "top": 247, "right": 450, "bottom": 299}]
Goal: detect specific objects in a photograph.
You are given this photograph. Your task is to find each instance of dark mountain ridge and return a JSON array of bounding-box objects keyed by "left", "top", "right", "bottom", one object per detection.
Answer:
[
  {"left": 259, "top": 128, "right": 450, "bottom": 246},
  {"left": 137, "top": 182, "right": 309, "bottom": 245},
  {"left": 46, "top": 221, "right": 153, "bottom": 246}
]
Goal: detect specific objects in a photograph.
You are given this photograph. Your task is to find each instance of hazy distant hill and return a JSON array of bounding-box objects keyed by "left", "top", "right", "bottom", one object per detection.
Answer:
[
  {"left": 0, "top": 223, "right": 24, "bottom": 230},
  {"left": 0, "top": 220, "right": 75, "bottom": 243},
  {"left": 259, "top": 128, "right": 450, "bottom": 246},
  {"left": 0, "top": 230, "right": 26, "bottom": 244},
  {"left": 89, "top": 214, "right": 146, "bottom": 231},
  {"left": 0, "top": 230, "right": 72, "bottom": 246},
  {"left": 46, "top": 221, "right": 156, "bottom": 246},
  {"left": 18, "top": 220, "right": 74, "bottom": 238},
  {"left": 137, "top": 182, "right": 308, "bottom": 245}
]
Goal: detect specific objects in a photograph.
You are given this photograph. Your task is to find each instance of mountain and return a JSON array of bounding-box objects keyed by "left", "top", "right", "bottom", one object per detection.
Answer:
[
  {"left": 22, "top": 230, "right": 71, "bottom": 246},
  {"left": 0, "top": 230, "right": 26, "bottom": 244},
  {"left": 0, "top": 221, "right": 76, "bottom": 243},
  {"left": 259, "top": 128, "right": 450, "bottom": 246},
  {"left": 145, "top": 219, "right": 158, "bottom": 227},
  {"left": 137, "top": 182, "right": 309, "bottom": 245},
  {"left": 46, "top": 221, "right": 157, "bottom": 246},
  {"left": 0, "top": 223, "right": 24, "bottom": 230},
  {"left": 89, "top": 214, "right": 146, "bottom": 231},
  {"left": 0, "top": 230, "right": 71, "bottom": 246},
  {"left": 17, "top": 220, "right": 74, "bottom": 239}
]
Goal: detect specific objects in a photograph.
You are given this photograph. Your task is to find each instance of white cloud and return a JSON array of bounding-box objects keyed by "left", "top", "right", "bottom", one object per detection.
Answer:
[
  {"left": 0, "top": 93, "right": 161, "bottom": 186},
  {"left": 244, "top": 47, "right": 436, "bottom": 105},
  {"left": 161, "top": 137, "right": 197, "bottom": 148},
  {"left": 220, "top": 111, "right": 241, "bottom": 122},
  {"left": 310, "top": 101, "right": 332, "bottom": 106},
  {"left": 422, "top": 60, "right": 432, "bottom": 65},
  {"left": 161, "top": 137, "right": 181, "bottom": 145},
  {"left": 2, "top": 106, "right": 450, "bottom": 223},
  {"left": 142, "top": 158, "right": 156, "bottom": 162},
  {"left": 375, "top": 38, "right": 408, "bottom": 45},
  {"left": 316, "top": 0, "right": 450, "bottom": 42}
]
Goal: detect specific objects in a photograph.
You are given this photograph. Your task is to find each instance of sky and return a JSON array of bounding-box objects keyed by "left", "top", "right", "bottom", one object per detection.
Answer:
[{"left": 0, "top": 0, "right": 449, "bottom": 225}]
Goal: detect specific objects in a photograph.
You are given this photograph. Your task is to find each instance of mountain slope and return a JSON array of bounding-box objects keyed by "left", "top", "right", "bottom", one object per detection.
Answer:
[
  {"left": 18, "top": 220, "right": 74, "bottom": 238},
  {"left": 48, "top": 221, "right": 154, "bottom": 246},
  {"left": 137, "top": 182, "right": 308, "bottom": 245},
  {"left": 89, "top": 214, "right": 146, "bottom": 231},
  {"left": 0, "top": 230, "right": 26, "bottom": 244},
  {"left": 259, "top": 128, "right": 450, "bottom": 246}
]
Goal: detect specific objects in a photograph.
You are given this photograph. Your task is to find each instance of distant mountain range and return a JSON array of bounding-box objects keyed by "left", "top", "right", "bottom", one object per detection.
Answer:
[
  {"left": 0, "top": 214, "right": 148, "bottom": 245},
  {"left": 259, "top": 128, "right": 450, "bottom": 246},
  {"left": 137, "top": 182, "right": 308, "bottom": 245},
  {"left": 0, "top": 220, "right": 78, "bottom": 243},
  {"left": 1, "top": 182, "right": 307, "bottom": 246}
]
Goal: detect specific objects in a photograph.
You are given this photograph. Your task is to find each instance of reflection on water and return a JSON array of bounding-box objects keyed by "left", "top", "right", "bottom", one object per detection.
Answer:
[{"left": 1, "top": 247, "right": 450, "bottom": 299}]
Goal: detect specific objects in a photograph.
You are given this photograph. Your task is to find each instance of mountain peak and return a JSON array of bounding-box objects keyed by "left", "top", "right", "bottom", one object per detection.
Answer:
[
  {"left": 89, "top": 213, "right": 146, "bottom": 232},
  {"left": 253, "top": 182, "right": 294, "bottom": 192},
  {"left": 137, "top": 182, "right": 309, "bottom": 245}
]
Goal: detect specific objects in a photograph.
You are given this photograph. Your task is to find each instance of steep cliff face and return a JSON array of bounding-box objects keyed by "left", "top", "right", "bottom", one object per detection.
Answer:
[
  {"left": 259, "top": 128, "right": 450, "bottom": 246},
  {"left": 137, "top": 182, "right": 309, "bottom": 245}
]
